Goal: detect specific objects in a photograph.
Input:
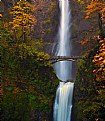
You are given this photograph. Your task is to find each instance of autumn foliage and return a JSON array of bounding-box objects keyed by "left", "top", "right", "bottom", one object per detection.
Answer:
[
  {"left": 9, "top": 0, "right": 36, "bottom": 31},
  {"left": 81, "top": 0, "right": 105, "bottom": 82},
  {"left": 85, "top": 0, "right": 105, "bottom": 82},
  {"left": 85, "top": 1, "right": 105, "bottom": 19},
  {"left": 93, "top": 39, "right": 105, "bottom": 82},
  {"left": 75, "top": 1, "right": 105, "bottom": 120},
  {"left": 0, "top": 1, "right": 59, "bottom": 120},
  {"left": 8, "top": 0, "right": 36, "bottom": 44}
]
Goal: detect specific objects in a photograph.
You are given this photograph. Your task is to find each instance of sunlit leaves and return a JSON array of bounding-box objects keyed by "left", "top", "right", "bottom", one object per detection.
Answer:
[
  {"left": 0, "top": 1, "right": 59, "bottom": 120},
  {"left": 93, "top": 39, "right": 105, "bottom": 82},
  {"left": 80, "top": 38, "right": 89, "bottom": 45},
  {"left": 85, "top": 1, "right": 105, "bottom": 21},
  {"left": 78, "top": 1, "right": 105, "bottom": 81},
  {"left": 9, "top": 0, "right": 36, "bottom": 32},
  {"left": 0, "top": 13, "right": 2, "bottom": 17}
]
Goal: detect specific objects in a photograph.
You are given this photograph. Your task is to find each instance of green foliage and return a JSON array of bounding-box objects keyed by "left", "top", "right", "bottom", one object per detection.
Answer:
[
  {"left": 0, "top": 1, "right": 59, "bottom": 121},
  {"left": 44, "top": 18, "right": 51, "bottom": 24},
  {"left": 74, "top": 1, "right": 105, "bottom": 120},
  {"left": 93, "top": 39, "right": 105, "bottom": 82},
  {"left": 1, "top": 92, "right": 30, "bottom": 121},
  {"left": 74, "top": 54, "right": 105, "bottom": 121}
]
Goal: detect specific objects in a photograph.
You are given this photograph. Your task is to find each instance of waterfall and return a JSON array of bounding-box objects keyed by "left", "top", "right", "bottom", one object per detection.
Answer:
[
  {"left": 54, "top": 82, "right": 74, "bottom": 121},
  {"left": 53, "top": 0, "right": 74, "bottom": 121},
  {"left": 54, "top": 0, "right": 72, "bottom": 81}
]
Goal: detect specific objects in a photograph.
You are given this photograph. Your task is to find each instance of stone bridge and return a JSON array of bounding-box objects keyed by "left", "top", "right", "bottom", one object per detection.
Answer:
[{"left": 49, "top": 56, "right": 81, "bottom": 64}]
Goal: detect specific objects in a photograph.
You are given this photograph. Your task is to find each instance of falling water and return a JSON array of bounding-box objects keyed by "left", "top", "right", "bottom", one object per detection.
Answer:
[
  {"left": 54, "top": 82, "right": 74, "bottom": 121},
  {"left": 53, "top": 0, "right": 74, "bottom": 121},
  {"left": 54, "top": 0, "right": 72, "bottom": 81}
]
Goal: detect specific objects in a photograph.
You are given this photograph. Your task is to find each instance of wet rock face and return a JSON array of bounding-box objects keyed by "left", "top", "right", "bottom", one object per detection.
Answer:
[
  {"left": 1, "top": 0, "right": 18, "bottom": 7},
  {"left": 71, "top": 0, "right": 98, "bottom": 56},
  {"left": 31, "top": 0, "right": 59, "bottom": 54},
  {"left": 33, "top": 0, "right": 58, "bottom": 37}
]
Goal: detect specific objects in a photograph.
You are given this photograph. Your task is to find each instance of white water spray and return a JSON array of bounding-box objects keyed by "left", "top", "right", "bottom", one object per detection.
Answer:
[
  {"left": 54, "top": 0, "right": 74, "bottom": 121},
  {"left": 54, "top": 82, "right": 74, "bottom": 121}
]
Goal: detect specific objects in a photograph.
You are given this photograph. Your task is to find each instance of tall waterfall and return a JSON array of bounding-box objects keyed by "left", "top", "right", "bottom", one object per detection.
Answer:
[
  {"left": 54, "top": 0, "right": 72, "bottom": 81},
  {"left": 53, "top": 0, "right": 74, "bottom": 121}
]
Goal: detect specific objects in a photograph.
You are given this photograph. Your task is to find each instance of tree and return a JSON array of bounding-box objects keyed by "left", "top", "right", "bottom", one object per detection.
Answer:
[
  {"left": 9, "top": 0, "right": 36, "bottom": 43},
  {"left": 84, "top": 0, "right": 105, "bottom": 84},
  {"left": 74, "top": 1, "right": 105, "bottom": 121},
  {"left": 93, "top": 39, "right": 105, "bottom": 83},
  {"left": 85, "top": 0, "right": 105, "bottom": 38},
  {"left": 0, "top": 1, "right": 59, "bottom": 120},
  {"left": 76, "top": 0, "right": 105, "bottom": 83}
]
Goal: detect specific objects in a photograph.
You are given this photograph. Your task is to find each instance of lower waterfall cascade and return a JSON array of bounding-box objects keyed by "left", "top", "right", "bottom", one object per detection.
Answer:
[
  {"left": 54, "top": 82, "right": 74, "bottom": 121},
  {"left": 53, "top": 0, "right": 74, "bottom": 121}
]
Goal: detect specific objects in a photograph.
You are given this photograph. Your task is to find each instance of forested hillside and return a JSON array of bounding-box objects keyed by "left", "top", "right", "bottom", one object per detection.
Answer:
[
  {"left": 0, "top": 0, "right": 59, "bottom": 121},
  {"left": 73, "top": 0, "right": 105, "bottom": 121}
]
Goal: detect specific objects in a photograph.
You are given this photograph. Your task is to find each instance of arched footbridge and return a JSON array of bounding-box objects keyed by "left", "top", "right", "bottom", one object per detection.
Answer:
[{"left": 49, "top": 56, "right": 81, "bottom": 64}]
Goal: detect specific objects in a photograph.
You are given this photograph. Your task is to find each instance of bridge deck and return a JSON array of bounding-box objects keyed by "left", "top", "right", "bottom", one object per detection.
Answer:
[
  {"left": 49, "top": 56, "right": 81, "bottom": 60},
  {"left": 49, "top": 56, "right": 81, "bottom": 63}
]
